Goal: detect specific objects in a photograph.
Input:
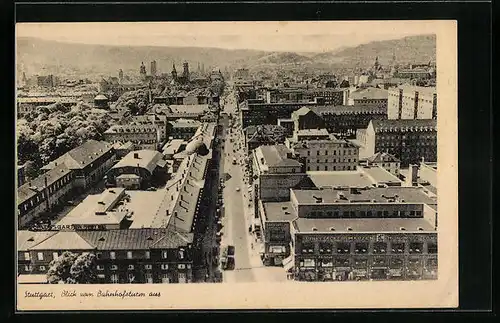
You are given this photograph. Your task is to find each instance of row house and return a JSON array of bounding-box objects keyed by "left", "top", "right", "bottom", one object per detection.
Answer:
[
  {"left": 17, "top": 163, "right": 75, "bottom": 228},
  {"left": 41, "top": 140, "right": 116, "bottom": 194},
  {"left": 17, "top": 228, "right": 195, "bottom": 284},
  {"left": 104, "top": 125, "right": 161, "bottom": 151}
]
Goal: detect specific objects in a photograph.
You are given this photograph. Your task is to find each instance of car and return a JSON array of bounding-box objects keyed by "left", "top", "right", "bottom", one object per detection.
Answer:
[{"left": 235, "top": 187, "right": 240, "bottom": 192}]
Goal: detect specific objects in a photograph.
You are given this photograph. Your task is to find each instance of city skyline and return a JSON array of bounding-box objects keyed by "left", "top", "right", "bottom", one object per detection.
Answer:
[{"left": 16, "top": 21, "right": 434, "bottom": 53}]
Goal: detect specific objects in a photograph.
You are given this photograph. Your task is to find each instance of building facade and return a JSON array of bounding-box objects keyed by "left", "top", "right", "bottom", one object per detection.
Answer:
[
  {"left": 311, "top": 105, "right": 387, "bottom": 138},
  {"left": 104, "top": 125, "right": 161, "bottom": 150},
  {"left": 356, "top": 119, "right": 437, "bottom": 167},
  {"left": 387, "top": 86, "right": 437, "bottom": 120}
]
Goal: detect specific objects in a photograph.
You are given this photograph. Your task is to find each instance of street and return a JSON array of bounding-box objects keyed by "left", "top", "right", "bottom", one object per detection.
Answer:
[{"left": 219, "top": 87, "right": 287, "bottom": 283}]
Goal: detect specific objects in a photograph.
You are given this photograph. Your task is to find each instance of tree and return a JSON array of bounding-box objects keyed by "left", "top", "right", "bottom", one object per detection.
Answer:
[{"left": 47, "top": 251, "right": 98, "bottom": 284}]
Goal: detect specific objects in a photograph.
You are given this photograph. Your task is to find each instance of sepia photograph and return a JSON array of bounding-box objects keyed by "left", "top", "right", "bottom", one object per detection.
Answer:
[{"left": 15, "top": 20, "right": 458, "bottom": 310}]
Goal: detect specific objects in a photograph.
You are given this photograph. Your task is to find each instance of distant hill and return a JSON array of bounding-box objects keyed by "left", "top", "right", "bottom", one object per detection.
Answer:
[
  {"left": 312, "top": 35, "right": 436, "bottom": 68},
  {"left": 16, "top": 35, "right": 436, "bottom": 79},
  {"left": 16, "top": 37, "right": 269, "bottom": 80}
]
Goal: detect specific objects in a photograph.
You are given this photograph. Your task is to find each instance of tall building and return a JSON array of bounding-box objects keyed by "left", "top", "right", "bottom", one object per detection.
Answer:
[
  {"left": 150, "top": 61, "right": 157, "bottom": 76},
  {"left": 388, "top": 85, "right": 437, "bottom": 120},
  {"left": 356, "top": 119, "right": 437, "bottom": 166},
  {"left": 140, "top": 62, "right": 147, "bottom": 80},
  {"left": 118, "top": 69, "right": 124, "bottom": 83},
  {"left": 171, "top": 63, "right": 178, "bottom": 81}
]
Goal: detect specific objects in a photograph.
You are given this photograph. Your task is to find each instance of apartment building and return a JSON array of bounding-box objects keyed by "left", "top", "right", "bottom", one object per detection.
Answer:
[
  {"left": 104, "top": 125, "right": 161, "bottom": 150},
  {"left": 387, "top": 86, "right": 437, "bottom": 120},
  {"left": 356, "top": 119, "right": 437, "bottom": 166},
  {"left": 257, "top": 186, "right": 438, "bottom": 281}
]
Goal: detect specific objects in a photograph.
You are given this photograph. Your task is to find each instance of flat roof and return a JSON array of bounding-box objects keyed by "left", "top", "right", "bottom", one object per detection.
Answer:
[
  {"left": 291, "top": 187, "right": 437, "bottom": 210},
  {"left": 18, "top": 274, "right": 47, "bottom": 284},
  {"left": 308, "top": 171, "right": 374, "bottom": 189},
  {"left": 262, "top": 201, "right": 298, "bottom": 222},
  {"left": 361, "top": 166, "right": 402, "bottom": 184},
  {"left": 294, "top": 217, "right": 435, "bottom": 233}
]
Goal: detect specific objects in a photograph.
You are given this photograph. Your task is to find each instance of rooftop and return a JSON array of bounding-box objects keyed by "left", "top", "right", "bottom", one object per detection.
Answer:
[
  {"left": 360, "top": 166, "right": 402, "bottom": 185},
  {"left": 162, "top": 139, "right": 186, "bottom": 155},
  {"left": 169, "top": 119, "right": 202, "bottom": 128},
  {"left": 291, "top": 186, "right": 437, "bottom": 209},
  {"left": 41, "top": 140, "right": 113, "bottom": 171},
  {"left": 294, "top": 217, "right": 435, "bottom": 233},
  {"left": 56, "top": 188, "right": 128, "bottom": 227},
  {"left": 349, "top": 87, "right": 388, "bottom": 100},
  {"left": 262, "top": 201, "right": 298, "bottom": 222},
  {"left": 104, "top": 124, "right": 159, "bottom": 134},
  {"left": 169, "top": 104, "right": 209, "bottom": 115},
  {"left": 311, "top": 105, "right": 387, "bottom": 116},
  {"left": 112, "top": 150, "right": 164, "bottom": 174},
  {"left": 255, "top": 145, "right": 302, "bottom": 170},
  {"left": 126, "top": 190, "right": 173, "bottom": 229},
  {"left": 371, "top": 119, "right": 437, "bottom": 132},
  {"left": 366, "top": 152, "right": 400, "bottom": 163},
  {"left": 308, "top": 171, "right": 374, "bottom": 189},
  {"left": 17, "top": 231, "right": 57, "bottom": 251},
  {"left": 18, "top": 163, "right": 72, "bottom": 204}
]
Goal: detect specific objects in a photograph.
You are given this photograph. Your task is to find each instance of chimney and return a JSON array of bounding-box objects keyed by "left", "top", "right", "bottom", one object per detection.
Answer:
[
  {"left": 406, "top": 164, "right": 419, "bottom": 186},
  {"left": 134, "top": 152, "right": 139, "bottom": 159}
]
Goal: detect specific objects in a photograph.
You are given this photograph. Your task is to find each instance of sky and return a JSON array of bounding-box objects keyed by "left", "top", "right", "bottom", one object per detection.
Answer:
[{"left": 16, "top": 21, "right": 437, "bottom": 53}]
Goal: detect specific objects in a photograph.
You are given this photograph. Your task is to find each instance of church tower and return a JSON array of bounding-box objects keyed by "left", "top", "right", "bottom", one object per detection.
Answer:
[
  {"left": 140, "top": 62, "right": 147, "bottom": 80},
  {"left": 171, "top": 63, "right": 178, "bottom": 81}
]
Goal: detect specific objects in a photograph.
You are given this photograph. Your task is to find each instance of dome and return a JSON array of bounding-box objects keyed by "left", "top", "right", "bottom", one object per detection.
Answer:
[{"left": 185, "top": 136, "right": 209, "bottom": 156}]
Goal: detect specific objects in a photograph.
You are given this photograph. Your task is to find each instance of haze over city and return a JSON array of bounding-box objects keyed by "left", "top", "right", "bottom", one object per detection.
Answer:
[{"left": 17, "top": 21, "right": 434, "bottom": 53}]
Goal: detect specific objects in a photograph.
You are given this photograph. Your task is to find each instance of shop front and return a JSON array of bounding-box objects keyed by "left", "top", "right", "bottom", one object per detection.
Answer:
[
  {"left": 297, "top": 258, "right": 317, "bottom": 281},
  {"left": 352, "top": 268, "right": 369, "bottom": 281},
  {"left": 334, "top": 267, "right": 351, "bottom": 281},
  {"left": 318, "top": 259, "right": 335, "bottom": 281},
  {"left": 370, "top": 267, "right": 388, "bottom": 280},
  {"left": 388, "top": 268, "right": 404, "bottom": 280},
  {"left": 266, "top": 245, "right": 287, "bottom": 266}
]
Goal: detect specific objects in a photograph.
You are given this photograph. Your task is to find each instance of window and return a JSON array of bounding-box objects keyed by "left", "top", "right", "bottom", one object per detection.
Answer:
[
  {"left": 37, "top": 252, "right": 44, "bottom": 261},
  {"left": 359, "top": 211, "right": 366, "bottom": 218},
  {"left": 333, "top": 211, "right": 339, "bottom": 217},
  {"left": 144, "top": 264, "right": 152, "bottom": 270},
  {"left": 391, "top": 243, "right": 405, "bottom": 254},
  {"left": 161, "top": 264, "right": 169, "bottom": 270},
  {"left": 52, "top": 252, "right": 58, "bottom": 260},
  {"left": 342, "top": 211, "right": 349, "bottom": 218},
  {"left": 178, "top": 264, "right": 186, "bottom": 269},
  {"left": 373, "top": 242, "right": 387, "bottom": 254},
  {"left": 145, "top": 273, "right": 153, "bottom": 284},
  {"left": 337, "top": 242, "right": 350, "bottom": 254},
  {"left": 302, "top": 259, "right": 315, "bottom": 267},
  {"left": 110, "top": 252, "right": 116, "bottom": 259},
  {"left": 383, "top": 211, "right": 389, "bottom": 217},
  {"left": 24, "top": 265, "right": 32, "bottom": 271},
  {"left": 316, "top": 166, "right": 320, "bottom": 171},
  {"left": 128, "top": 265, "right": 134, "bottom": 270},
  {"left": 161, "top": 274, "right": 170, "bottom": 283},
  {"left": 367, "top": 211, "right": 373, "bottom": 217},
  {"left": 400, "top": 211, "right": 406, "bottom": 217},
  {"left": 409, "top": 242, "right": 423, "bottom": 254},
  {"left": 301, "top": 244, "right": 315, "bottom": 254},
  {"left": 178, "top": 249, "right": 185, "bottom": 260},
  {"left": 377, "top": 211, "right": 383, "bottom": 217},
  {"left": 97, "top": 265, "right": 104, "bottom": 271},
  {"left": 416, "top": 211, "right": 422, "bottom": 217},
  {"left": 307, "top": 151, "right": 310, "bottom": 156},
  {"left": 127, "top": 251, "right": 133, "bottom": 259},
  {"left": 96, "top": 252, "right": 102, "bottom": 259},
  {"left": 110, "top": 265, "right": 118, "bottom": 270},
  {"left": 39, "top": 266, "right": 46, "bottom": 271},
  {"left": 427, "top": 243, "right": 438, "bottom": 254},
  {"left": 350, "top": 211, "right": 356, "bottom": 218},
  {"left": 355, "top": 242, "right": 368, "bottom": 254},
  {"left": 24, "top": 252, "right": 30, "bottom": 260},
  {"left": 393, "top": 210, "right": 399, "bottom": 217},
  {"left": 145, "top": 251, "right": 150, "bottom": 259},
  {"left": 97, "top": 274, "right": 105, "bottom": 279},
  {"left": 110, "top": 274, "right": 119, "bottom": 283}
]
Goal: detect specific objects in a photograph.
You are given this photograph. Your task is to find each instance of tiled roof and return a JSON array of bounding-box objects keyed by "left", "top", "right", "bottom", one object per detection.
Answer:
[
  {"left": 30, "top": 231, "right": 96, "bottom": 251},
  {"left": 18, "top": 163, "right": 72, "bottom": 204},
  {"left": 112, "top": 150, "right": 163, "bottom": 174},
  {"left": 17, "top": 231, "right": 57, "bottom": 251},
  {"left": 371, "top": 119, "right": 437, "bottom": 132},
  {"left": 310, "top": 105, "right": 386, "bottom": 115},
  {"left": 367, "top": 152, "right": 400, "bottom": 163},
  {"left": 78, "top": 228, "right": 192, "bottom": 250},
  {"left": 104, "top": 124, "right": 159, "bottom": 134},
  {"left": 41, "top": 140, "right": 113, "bottom": 171}
]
